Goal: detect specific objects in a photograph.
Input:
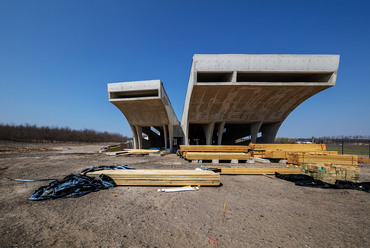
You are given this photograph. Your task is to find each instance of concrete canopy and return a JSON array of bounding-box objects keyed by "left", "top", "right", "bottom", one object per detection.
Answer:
[
  {"left": 108, "top": 80, "right": 180, "bottom": 149},
  {"left": 181, "top": 54, "right": 340, "bottom": 145}
]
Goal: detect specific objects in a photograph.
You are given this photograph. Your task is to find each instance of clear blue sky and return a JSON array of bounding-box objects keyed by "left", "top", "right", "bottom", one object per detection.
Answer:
[{"left": 0, "top": 0, "right": 369, "bottom": 138}]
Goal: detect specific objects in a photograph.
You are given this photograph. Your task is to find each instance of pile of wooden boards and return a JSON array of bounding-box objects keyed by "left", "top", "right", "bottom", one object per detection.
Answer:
[
  {"left": 86, "top": 169, "right": 220, "bottom": 186},
  {"left": 287, "top": 153, "right": 358, "bottom": 166},
  {"left": 300, "top": 164, "right": 360, "bottom": 184},
  {"left": 250, "top": 143, "right": 333, "bottom": 159},
  {"left": 179, "top": 145, "right": 250, "bottom": 161}
]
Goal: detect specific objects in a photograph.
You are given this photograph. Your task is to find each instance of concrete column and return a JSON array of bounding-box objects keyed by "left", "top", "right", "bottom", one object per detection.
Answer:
[
  {"left": 130, "top": 125, "right": 138, "bottom": 149},
  {"left": 163, "top": 125, "right": 168, "bottom": 149},
  {"left": 135, "top": 125, "right": 143, "bottom": 149},
  {"left": 260, "top": 122, "right": 281, "bottom": 143},
  {"left": 203, "top": 122, "right": 215, "bottom": 145},
  {"left": 168, "top": 125, "right": 174, "bottom": 149},
  {"left": 250, "top": 121, "right": 262, "bottom": 143},
  {"left": 231, "top": 71, "right": 237, "bottom": 82},
  {"left": 217, "top": 121, "right": 226, "bottom": 145}
]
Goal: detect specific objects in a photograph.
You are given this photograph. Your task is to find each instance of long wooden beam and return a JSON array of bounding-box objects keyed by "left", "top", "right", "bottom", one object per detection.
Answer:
[{"left": 206, "top": 167, "right": 301, "bottom": 175}]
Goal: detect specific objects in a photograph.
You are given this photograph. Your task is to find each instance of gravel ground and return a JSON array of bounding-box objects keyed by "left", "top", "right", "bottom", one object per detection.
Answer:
[{"left": 0, "top": 144, "right": 369, "bottom": 248}]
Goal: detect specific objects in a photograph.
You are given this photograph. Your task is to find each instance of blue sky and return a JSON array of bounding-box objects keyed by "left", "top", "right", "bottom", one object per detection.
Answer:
[{"left": 0, "top": 0, "right": 369, "bottom": 138}]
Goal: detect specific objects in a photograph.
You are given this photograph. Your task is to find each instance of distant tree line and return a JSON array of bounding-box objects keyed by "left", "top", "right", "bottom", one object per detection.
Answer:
[
  {"left": 313, "top": 136, "right": 370, "bottom": 145},
  {"left": 0, "top": 123, "right": 128, "bottom": 143},
  {"left": 276, "top": 136, "right": 370, "bottom": 145}
]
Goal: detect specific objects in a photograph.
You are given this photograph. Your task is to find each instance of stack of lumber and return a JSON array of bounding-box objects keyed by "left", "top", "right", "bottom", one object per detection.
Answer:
[
  {"left": 180, "top": 145, "right": 250, "bottom": 152},
  {"left": 301, "top": 164, "right": 360, "bottom": 183},
  {"left": 126, "top": 149, "right": 160, "bottom": 155},
  {"left": 250, "top": 143, "right": 328, "bottom": 159},
  {"left": 185, "top": 152, "right": 250, "bottom": 160},
  {"left": 179, "top": 145, "right": 250, "bottom": 161},
  {"left": 287, "top": 153, "right": 358, "bottom": 166},
  {"left": 264, "top": 150, "right": 338, "bottom": 160},
  {"left": 250, "top": 143, "right": 327, "bottom": 152},
  {"left": 86, "top": 169, "right": 220, "bottom": 186},
  {"left": 206, "top": 167, "right": 301, "bottom": 175}
]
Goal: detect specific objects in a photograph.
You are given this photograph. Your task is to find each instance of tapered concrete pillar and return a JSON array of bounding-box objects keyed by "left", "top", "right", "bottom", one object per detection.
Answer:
[
  {"left": 168, "top": 125, "right": 174, "bottom": 149},
  {"left": 163, "top": 125, "right": 168, "bottom": 149},
  {"left": 130, "top": 125, "right": 138, "bottom": 149},
  {"left": 135, "top": 125, "right": 143, "bottom": 149},
  {"left": 203, "top": 122, "right": 215, "bottom": 145},
  {"left": 260, "top": 122, "right": 281, "bottom": 143},
  {"left": 251, "top": 122, "right": 262, "bottom": 143},
  {"left": 217, "top": 121, "right": 226, "bottom": 145}
]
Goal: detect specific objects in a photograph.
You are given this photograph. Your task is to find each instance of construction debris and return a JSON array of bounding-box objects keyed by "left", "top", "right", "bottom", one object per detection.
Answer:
[
  {"left": 158, "top": 186, "right": 200, "bottom": 193},
  {"left": 275, "top": 172, "right": 370, "bottom": 193}
]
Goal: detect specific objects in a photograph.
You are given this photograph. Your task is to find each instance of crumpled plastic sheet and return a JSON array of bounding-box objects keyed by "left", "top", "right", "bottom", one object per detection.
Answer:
[
  {"left": 275, "top": 172, "right": 370, "bottom": 193},
  {"left": 29, "top": 165, "right": 134, "bottom": 201}
]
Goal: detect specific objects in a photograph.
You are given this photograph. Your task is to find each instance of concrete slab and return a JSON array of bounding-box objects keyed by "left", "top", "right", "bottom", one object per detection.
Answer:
[{"left": 181, "top": 54, "right": 340, "bottom": 145}]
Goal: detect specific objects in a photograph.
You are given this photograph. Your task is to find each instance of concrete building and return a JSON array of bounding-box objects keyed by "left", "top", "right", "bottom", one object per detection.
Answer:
[
  {"left": 108, "top": 54, "right": 340, "bottom": 148},
  {"left": 108, "top": 80, "right": 181, "bottom": 149}
]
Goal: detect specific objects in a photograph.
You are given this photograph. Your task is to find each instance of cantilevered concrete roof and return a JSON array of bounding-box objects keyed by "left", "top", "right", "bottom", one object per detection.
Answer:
[
  {"left": 181, "top": 54, "right": 340, "bottom": 145},
  {"left": 108, "top": 54, "right": 340, "bottom": 148},
  {"left": 108, "top": 80, "right": 179, "bottom": 149}
]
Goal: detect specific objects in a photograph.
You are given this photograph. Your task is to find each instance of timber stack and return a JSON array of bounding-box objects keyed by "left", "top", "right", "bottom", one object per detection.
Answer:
[
  {"left": 300, "top": 164, "right": 360, "bottom": 183},
  {"left": 86, "top": 169, "right": 220, "bottom": 186},
  {"left": 179, "top": 145, "right": 251, "bottom": 161}
]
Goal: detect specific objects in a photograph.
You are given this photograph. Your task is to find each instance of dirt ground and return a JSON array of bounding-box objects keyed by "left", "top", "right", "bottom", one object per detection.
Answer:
[{"left": 1, "top": 144, "right": 369, "bottom": 248}]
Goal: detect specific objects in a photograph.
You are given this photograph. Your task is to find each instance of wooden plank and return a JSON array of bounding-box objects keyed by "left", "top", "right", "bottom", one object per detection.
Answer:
[
  {"left": 206, "top": 167, "right": 301, "bottom": 175},
  {"left": 86, "top": 169, "right": 220, "bottom": 186},
  {"left": 250, "top": 143, "right": 327, "bottom": 151},
  {"left": 185, "top": 152, "right": 251, "bottom": 160},
  {"left": 358, "top": 157, "right": 370, "bottom": 163},
  {"left": 180, "top": 145, "right": 250, "bottom": 152},
  {"left": 126, "top": 149, "right": 160, "bottom": 155}
]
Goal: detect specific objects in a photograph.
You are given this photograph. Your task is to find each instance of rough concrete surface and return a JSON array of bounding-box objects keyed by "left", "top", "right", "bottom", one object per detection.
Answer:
[{"left": 0, "top": 144, "right": 369, "bottom": 248}]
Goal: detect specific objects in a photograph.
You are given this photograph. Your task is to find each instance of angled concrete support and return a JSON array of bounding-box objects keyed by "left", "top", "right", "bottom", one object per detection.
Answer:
[
  {"left": 168, "top": 125, "right": 174, "bottom": 149},
  {"left": 163, "top": 125, "right": 168, "bottom": 149},
  {"left": 250, "top": 122, "right": 262, "bottom": 143},
  {"left": 135, "top": 125, "right": 143, "bottom": 149},
  {"left": 260, "top": 122, "right": 282, "bottom": 143},
  {"left": 217, "top": 121, "right": 226, "bottom": 145},
  {"left": 130, "top": 125, "right": 138, "bottom": 149},
  {"left": 203, "top": 122, "right": 215, "bottom": 145}
]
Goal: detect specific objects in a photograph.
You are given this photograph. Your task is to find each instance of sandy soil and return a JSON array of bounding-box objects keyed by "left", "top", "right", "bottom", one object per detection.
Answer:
[{"left": 0, "top": 144, "right": 369, "bottom": 248}]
